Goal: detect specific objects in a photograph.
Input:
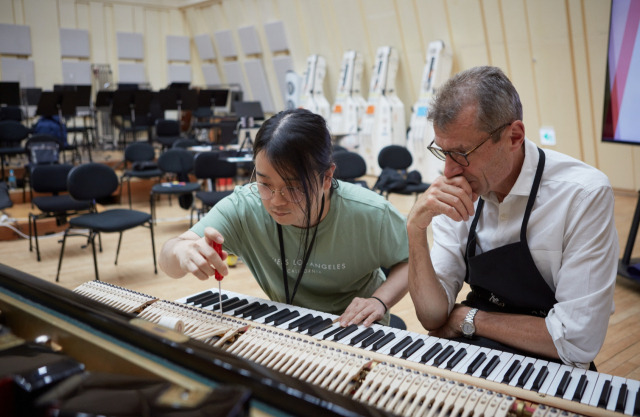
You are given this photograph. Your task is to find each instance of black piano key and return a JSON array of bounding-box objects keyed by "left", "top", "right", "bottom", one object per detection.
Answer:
[
  {"left": 307, "top": 318, "right": 334, "bottom": 336},
  {"left": 480, "top": 355, "right": 500, "bottom": 378},
  {"left": 446, "top": 348, "right": 467, "bottom": 370},
  {"left": 633, "top": 387, "right": 640, "bottom": 416},
  {"left": 298, "top": 316, "right": 323, "bottom": 332},
  {"left": 432, "top": 345, "right": 455, "bottom": 366},
  {"left": 555, "top": 371, "right": 571, "bottom": 397},
  {"left": 572, "top": 374, "right": 588, "bottom": 402},
  {"left": 421, "top": 343, "right": 443, "bottom": 363},
  {"left": 222, "top": 298, "right": 249, "bottom": 312},
  {"left": 516, "top": 363, "right": 535, "bottom": 387},
  {"left": 360, "top": 330, "right": 386, "bottom": 348},
  {"left": 274, "top": 310, "right": 300, "bottom": 325},
  {"left": 250, "top": 305, "right": 278, "bottom": 320},
  {"left": 350, "top": 328, "right": 374, "bottom": 345},
  {"left": 597, "top": 379, "right": 612, "bottom": 408},
  {"left": 531, "top": 366, "right": 549, "bottom": 392},
  {"left": 212, "top": 296, "right": 239, "bottom": 311},
  {"left": 401, "top": 338, "right": 425, "bottom": 359},
  {"left": 208, "top": 294, "right": 229, "bottom": 309},
  {"left": 321, "top": 326, "right": 343, "bottom": 340},
  {"left": 263, "top": 308, "right": 291, "bottom": 324},
  {"left": 328, "top": 324, "right": 357, "bottom": 341},
  {"left": 616, "top": 383, "right": 628, "bottom": 413},
  {"left": 186, "top": 290, "right": 213, "bottom": 304},
  {"left": 242, "top": 303, "right": 269, "bottom": 318},
  {"left": 372, "top": 332, "right": 396, "bottom": 351},
  {"left": 234, "top": 301, "right": 261, "bottom": 316},
  {"left": 194, "top": 293, "right": 221, "bottom": 307},
  {"left": 466, "top": 352, "right": 487, "bottom": 375},
  {"left": 389, "top": 336, "right": 413, "bottom": 355},
  {"left": 502, "top": 360, "right": 521, "bottom": 384},
  {"left": 287, "top": 313, "right": 315, "bottom": 330}
]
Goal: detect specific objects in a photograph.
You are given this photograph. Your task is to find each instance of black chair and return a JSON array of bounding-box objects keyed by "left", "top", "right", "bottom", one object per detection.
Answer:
[
  {"left": 28, "top": 164, "right": 92, "bottom": 261},
  {"left": 191, "top": 151, "right": 236, "bottom": 226},
  {"left": 155, "top": 119, "right": 183, "bottom": 150},
  {"left": 333, "top": 150, "right": 369, "bottom": 189},
  {"left": 119, "top": 142, "right": 163, "bottom": 209},
  {"left": 24, "top": 134, "right": 64, "bottom": 204},
  {"left": 0, "top": 106, "right": 23, "bottom": 122},
  {"left": 149, "top": 149, "right": 200, "bottom": 221},
  {"left": 172, "top": 138, "right": 202, "bottom": 149},
  {"left": 0, "top": 120, "right": 29, "bottom": 180},
  {"left": 56, "top": 163, "right": 157, "bottom": 281},
  {"left": 375, "top": 145, "right": 430, "bottom": 200}
]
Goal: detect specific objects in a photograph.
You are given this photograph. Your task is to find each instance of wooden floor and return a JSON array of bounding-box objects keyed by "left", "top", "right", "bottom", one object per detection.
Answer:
[{"left": 2, "top": 150, "right": 640, "bottom": 381}]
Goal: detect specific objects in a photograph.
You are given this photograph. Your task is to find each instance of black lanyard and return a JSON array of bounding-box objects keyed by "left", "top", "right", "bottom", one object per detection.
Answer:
[{"left": 277, "top": 196, "right": 325, "bottom": 305}]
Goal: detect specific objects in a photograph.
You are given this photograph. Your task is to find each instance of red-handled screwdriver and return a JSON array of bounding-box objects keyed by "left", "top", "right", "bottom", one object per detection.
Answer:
[{"left": 211, "top": 241, "right": 224, "bottom": 318}]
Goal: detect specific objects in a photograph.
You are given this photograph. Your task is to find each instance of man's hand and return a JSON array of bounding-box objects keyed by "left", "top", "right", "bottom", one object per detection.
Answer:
[
  {"left": 427, "top": 304, "right": 469, "bottom": 339},
  {"left": 339, "top": 297, "right": 387, "bottom": 327},
  {"left": 408, "top": 175, "right": 478, "bottom": 231}
]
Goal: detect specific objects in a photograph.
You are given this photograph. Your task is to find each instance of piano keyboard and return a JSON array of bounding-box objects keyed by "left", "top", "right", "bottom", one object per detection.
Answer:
[{"left": 74, "top": 282, "right": 639, "bottom": 417}]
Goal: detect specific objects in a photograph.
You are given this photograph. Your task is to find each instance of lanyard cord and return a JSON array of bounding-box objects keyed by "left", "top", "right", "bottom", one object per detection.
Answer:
[{"left": 277, "top": 195, "right": 325, "bottom": 305}]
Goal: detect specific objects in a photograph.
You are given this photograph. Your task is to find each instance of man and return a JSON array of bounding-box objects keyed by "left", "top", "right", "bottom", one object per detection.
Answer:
[{"left": 407, "top": 66, "right": 618, "bottom": 369}]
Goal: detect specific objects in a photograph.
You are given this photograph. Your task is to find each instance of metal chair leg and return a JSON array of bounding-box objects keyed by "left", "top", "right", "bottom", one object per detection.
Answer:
[
  {"left": 90, "top": 231, "right": 100, "bottom": 281},
  {"left": 149, "top": 221, "right": 157, "bottom": 274},
  {"left": 115, "top": 231, "right": 123, "bottom": 265},
  {"left": 55, "top": 229, "right": 69, "bottom": 282}
]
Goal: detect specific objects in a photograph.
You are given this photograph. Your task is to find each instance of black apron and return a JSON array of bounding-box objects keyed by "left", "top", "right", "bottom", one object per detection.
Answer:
[{"left": 458, "top": 147, "right": 563, "bottom": 362}]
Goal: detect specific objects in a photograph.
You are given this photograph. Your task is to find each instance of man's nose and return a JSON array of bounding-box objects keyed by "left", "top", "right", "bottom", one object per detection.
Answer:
[{"left": 443, "top": 156, "right": 464, "bottom": 178}]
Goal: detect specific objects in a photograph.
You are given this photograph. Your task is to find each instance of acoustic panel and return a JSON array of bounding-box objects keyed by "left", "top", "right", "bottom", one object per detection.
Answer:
[
  {"left": 60, "top": 28, "right": 90, "bottom": 58},
  {"left": 222, "top": 61, "right": 246, "bottom": 96},
  {"left": 272, "top": 55, "right": 294, "bottom": 103},
  {"left": 0, "top": 24, "right": 31, "bottom": 55},
  {"left": 215, "top": 29, "right": 237, "bottom": 58},
  {"left": 238, "top": 25, "right": 262, "bottom": 55},
  {"left": 117, "top": 32, "right": 144, "bottom": 60},
  {"left": 194, "top": 34, "right": 216, "bottom": 60},
  {"left": 0, "top": 57, "right": 35, "bottom": 87},
  {"left": 243, "top": 59, "right": 274, "bottom": 114},
  {"left": 118, "top": 62, "right": 146, "bottom": 83},
  {"left": 167, "top": 35, "right": 190, "bottom": 62},
  {"left": 264, "top": 21, "right": 288, "bottom": 53},
  {"left": 62, "top": 61, "right": 92, "bottom": 85},
  {"left": 167, "top": 64, "right": 192, "bottom": 83},
  {"left": 202, "top": 64, "right": 221, "bottom": 85}
]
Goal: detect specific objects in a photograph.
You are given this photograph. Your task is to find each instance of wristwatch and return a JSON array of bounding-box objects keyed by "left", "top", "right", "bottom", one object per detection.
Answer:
[{"left": 461, "top": 308, "right": 479, "bottom": 339}]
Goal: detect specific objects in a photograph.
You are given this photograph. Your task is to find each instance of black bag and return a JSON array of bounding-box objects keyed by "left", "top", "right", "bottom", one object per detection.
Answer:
[
  {"left": 132, "top": 161, "right": 158, "bottom": 171},
  {"left": 0, "top": 181, "right": 13, "bottom": 210},
  {"left": 374, "top": 168, "right": 407, "bottom": 192}
]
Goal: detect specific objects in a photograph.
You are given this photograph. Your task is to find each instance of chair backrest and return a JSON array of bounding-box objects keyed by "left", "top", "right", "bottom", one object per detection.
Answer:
[
  {"left": 31, "top": 164, "right": 74, "bottom": 194},
  {"left": 334, "top": 151, "right": 367, "bottom": 181},
  {"left": 124, "top": 142, "right": 155, "bottom": 163},
  {"left": 157, "top": 149, "right": 195, "bottom": 177},
  {"left": 25, "top": 134, "right": 62, "bottom": 165},
  {"left": 0, "top": 120, "right": 30, "bottom": 144},
  {"left": 378, "top": 145, "right": 413, "bottom": 171},
  {"left": 194, "top": 151, "right": 237, "bottom": 180},
  {"left": 172, "top": 138, "right": 200, "bottom": 149},
  {"left": 67, "top": 163, "right": 119, "bottom": 201},
  {"left": 0, "top": 106, "right": 23, "bottom": 122},
  {"left": 155, "top": 119, "right": 180, "bottom": 137},
  {"left": 218, "top": 119, "right": 238, "bottom": 145}
]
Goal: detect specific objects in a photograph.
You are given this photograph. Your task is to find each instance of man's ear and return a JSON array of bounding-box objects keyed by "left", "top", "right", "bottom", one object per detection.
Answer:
[{"left": 508, "top": 120, "right": 525, "bottom": 150}]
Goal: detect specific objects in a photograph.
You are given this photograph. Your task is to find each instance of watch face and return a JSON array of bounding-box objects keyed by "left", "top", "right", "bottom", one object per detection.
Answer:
[{"left": 462, "top": 322, "right": 474, "bottom": 335}]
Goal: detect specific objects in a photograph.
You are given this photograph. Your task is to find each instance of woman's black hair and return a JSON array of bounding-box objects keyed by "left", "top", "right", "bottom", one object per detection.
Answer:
[{"left": 253, "top": 108, "right": 334, "bottom": 257}]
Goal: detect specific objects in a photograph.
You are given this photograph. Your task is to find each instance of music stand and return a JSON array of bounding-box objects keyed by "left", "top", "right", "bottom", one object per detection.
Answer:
[
  {"left": 159, "top": 88, "right": 197, "bottom": 122},
  {"left": 112, "top": 89, "right": 152, "bottom": 147},
  {"left": 234, "top": 101, "right": 264, "bottom": 153},
  {"left": 0, "top": 82, "right": 20, "bottom": 106},
  {"left": 95, "top": 91, "right": 114, "bottom": 108},
  {"left": 21, "top": 87, "right": 42, "bottom": 126}
]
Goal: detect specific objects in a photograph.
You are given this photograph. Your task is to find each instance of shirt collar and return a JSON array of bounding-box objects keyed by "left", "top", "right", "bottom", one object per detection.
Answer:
[{"left": 485, "top": 138, "right": 539, "bottom": 202}]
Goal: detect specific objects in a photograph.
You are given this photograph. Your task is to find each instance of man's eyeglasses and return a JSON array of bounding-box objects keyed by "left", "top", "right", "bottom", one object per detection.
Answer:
[
  {"left": 427, "top": 122, "right": 513, "bottom": 167},
  {"left": 249, "top": 169, "right": 305, "bottom": 203}
]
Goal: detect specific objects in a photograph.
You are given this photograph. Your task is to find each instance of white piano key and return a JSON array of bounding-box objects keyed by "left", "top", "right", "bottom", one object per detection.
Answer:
[
  {"left": 524, "top": 361, "right": 562, "bottom": 394},
  {"left": 541, "top": 364, "right": 577, "bottom": 397},
  {"left": 509, "top": 356, "right": 537, "bottom": 388},
  {"left": 404, "top": 334, "right": 443, "bottom": 363},
  {"left": 375, "top": 329, "right": 409, "bottom": 355},
  {"left": 624, "top": 378, "right": 640, "bottom": 416},
  {"left": 586, "top": 372, "right": 613, "bottom": 408},
  {"left": 451, "top": 344, "right": 481, "bottom": 374},
  {"left": 575, "top": 369, "right": 599, "bottom": 404},
  {"left": 490, "top": 354, "right": 525, "bottom": 384},
  {"left": 606, "top": 375, "right": 628, "bottom": 412},
  {"left": 476, "top": 350, "right": 513, "bottom": 380}
]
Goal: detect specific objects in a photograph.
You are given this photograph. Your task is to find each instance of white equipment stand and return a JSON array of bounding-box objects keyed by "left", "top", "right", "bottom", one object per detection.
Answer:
[
  {"left": 299, "top": 55, "right": 331, "bottom": 120},
  {"left": 359, "top": 46, "right": 406, "bottom": 176},
  {"left": 406, "top": 40, "right": 452, "bottom": 183},
  {"left": 329, "top": 50, "right": 367, "bottom": 150}
]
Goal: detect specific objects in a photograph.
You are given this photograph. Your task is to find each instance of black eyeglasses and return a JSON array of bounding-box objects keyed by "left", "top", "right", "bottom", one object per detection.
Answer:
[{"left": 427, "top": 122, "right": 513, "bottom": 167}]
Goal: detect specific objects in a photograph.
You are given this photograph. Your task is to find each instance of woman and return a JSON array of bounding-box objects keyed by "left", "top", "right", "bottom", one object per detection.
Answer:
[{"left": 160, "top": 108, "right": 409, "bottom": 326}]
